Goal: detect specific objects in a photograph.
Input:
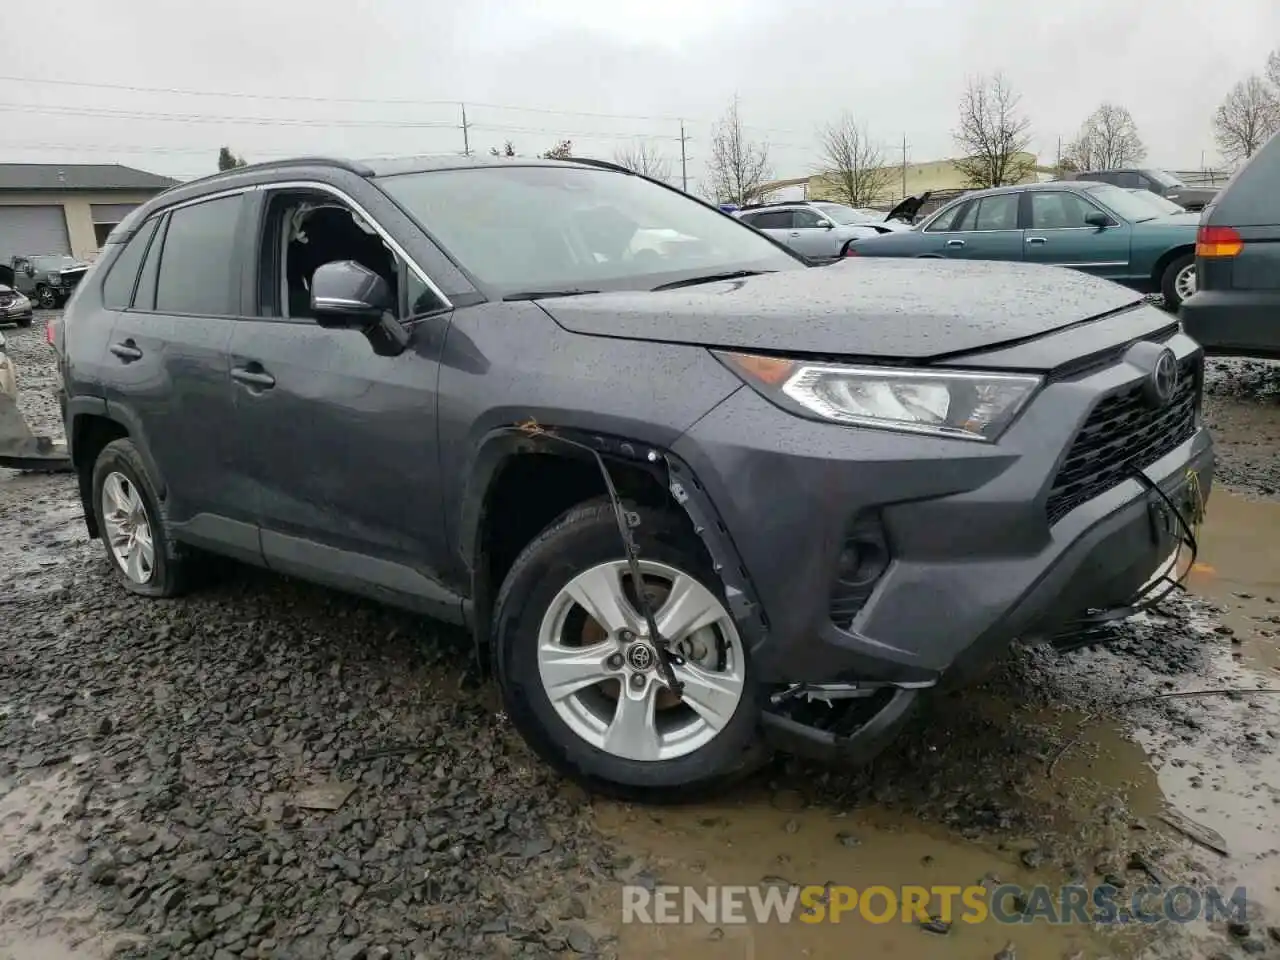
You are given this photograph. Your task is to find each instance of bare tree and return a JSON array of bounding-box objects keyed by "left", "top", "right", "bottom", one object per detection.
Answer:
[
  {"left": 541, "top": 140, "right": 574, "bottom": 160},
  {"left": 706, "top": 96, "right": 773, "bottom": 205},
  {"left": 952, "top": 73, "right": 1036, "bottom": 188},
  {"left": 612, "top": 141, "right": 672, "bottom": 181},
  {"left": 1067, "top": 103, "right": 1147, "bottom": 170},
  {"left": 816, "top": 115, "right": 893, "bottom": 207},
  {"left": 1214, "top": 75, "right": 1279, "bottom": 164},
  {"left": 1269, "top": 48, "right": 1280, "bottom": 90}
]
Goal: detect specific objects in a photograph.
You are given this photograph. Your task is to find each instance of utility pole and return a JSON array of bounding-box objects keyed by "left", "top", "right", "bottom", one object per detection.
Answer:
[
  {"left": 460, "top": 103, "right": 471, "bottom": 157},
  {"left": 1056, "top": 135, "right": 1062, "bottom": 174},
  {"left": 901, "top": 135, "right": 910, "bottom": 199},
  {"left": 679, "top": 120, "right": 690, "bottom": 192}
]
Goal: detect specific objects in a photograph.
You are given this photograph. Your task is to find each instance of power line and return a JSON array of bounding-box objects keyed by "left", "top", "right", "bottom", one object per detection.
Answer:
[
  {"left": 0, "top": 72, "right": 690, "bottom": 122},
  {"left": 0, "top": 73, "right": 815, "bottom": 139}
]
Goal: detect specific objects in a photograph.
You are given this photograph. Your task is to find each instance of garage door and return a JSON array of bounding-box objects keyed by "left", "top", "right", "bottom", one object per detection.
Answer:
[
  {"left": 90, "top": 203, "right": 139, "bottom": 225},
  {"left": 0, "top": 205, "right": 71, "bottom": 264},
  {"left": 91, "top": 203, "right": 141, "bottom": 247}
]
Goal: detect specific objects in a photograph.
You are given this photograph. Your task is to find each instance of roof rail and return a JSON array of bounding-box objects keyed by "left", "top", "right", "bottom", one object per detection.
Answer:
[
  {"left": 175, "top": 156, "right": 375, "bottom": 190},
  {"left": 739, "top": 199, "right": 814, "bottom": 210},
  {"left": 562, "top": 156, "right": 637, "bottom": 175}
]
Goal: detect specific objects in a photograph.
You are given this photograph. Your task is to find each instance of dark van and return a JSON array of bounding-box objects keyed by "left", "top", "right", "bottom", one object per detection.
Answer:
[{"left": 1180, "top": 131, "right": 1280, "bottom": 358}]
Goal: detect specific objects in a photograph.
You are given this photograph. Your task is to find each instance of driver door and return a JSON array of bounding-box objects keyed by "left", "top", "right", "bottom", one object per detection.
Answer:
[
  {"left": 227, "top": 185, "right": 459, "bottom": 617},
  {"left": 788, "top": 208, "right": 839, "bottom": 257}
]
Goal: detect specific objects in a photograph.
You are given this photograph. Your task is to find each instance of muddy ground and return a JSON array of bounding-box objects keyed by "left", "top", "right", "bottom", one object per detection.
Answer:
[{"left": 2, "top": 314, "right": 1279, "bottom": 960}]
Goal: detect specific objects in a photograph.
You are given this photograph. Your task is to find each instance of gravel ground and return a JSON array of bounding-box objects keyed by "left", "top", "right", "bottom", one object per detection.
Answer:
[{"left": 2, "top": 315, "right": 1280, "bottom": 960}]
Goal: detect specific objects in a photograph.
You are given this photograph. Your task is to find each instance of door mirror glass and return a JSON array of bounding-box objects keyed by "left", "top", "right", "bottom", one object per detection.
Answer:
[
  {"left": 311, "top": 260, "right": 394, "bottom": 327},
  {"left": 1084, "top": 212, "right": 1112, "bottom": 228}
]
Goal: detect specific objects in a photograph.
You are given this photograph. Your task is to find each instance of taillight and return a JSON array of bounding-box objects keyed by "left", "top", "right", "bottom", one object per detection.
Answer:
[
  {"left": 1196, "top": 225, "right": 1243, "bottom": 258},
  {"left": 45, "top": 319, "right": 57, "bottom": 347},
  {"left": 844, "top": 247, "right": 860, "bottom": 257}
]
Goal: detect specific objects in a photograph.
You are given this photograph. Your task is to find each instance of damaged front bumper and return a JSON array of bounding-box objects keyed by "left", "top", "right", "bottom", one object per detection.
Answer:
[{"left": 667, "top": 331, "right": 1213, "bottom": 762}]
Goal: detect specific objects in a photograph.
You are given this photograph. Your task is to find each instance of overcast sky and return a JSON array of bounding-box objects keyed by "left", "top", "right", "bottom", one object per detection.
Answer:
[{"left": 4, "top": 0, "right": 1278, "bottom": 184}]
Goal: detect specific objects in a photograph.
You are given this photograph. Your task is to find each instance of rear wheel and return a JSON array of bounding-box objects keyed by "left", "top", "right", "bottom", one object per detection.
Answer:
[
  {"left": 1160, "top": 253, "right": 1196, "bottom": 311},
  {"left": 36, "top": 286, "right": 56, "bottom": 309},
  {"left": 91, "top": 438, "right": 192, "bottom": 597},
  {"left": 493, "top": 498, "right": 766, "bottom": 800}
]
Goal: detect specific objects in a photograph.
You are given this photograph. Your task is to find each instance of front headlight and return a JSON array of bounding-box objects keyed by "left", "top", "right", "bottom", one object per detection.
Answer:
[{"left": 716, "top": 351, "right": 1042, "bottom": 442}]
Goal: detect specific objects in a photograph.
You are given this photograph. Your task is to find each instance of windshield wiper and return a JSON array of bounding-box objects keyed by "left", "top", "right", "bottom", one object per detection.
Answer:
[
  {"left": 651, "top": 270, "right": 773, "bottom": 291},
  {"left": 502, "top": 289, "right": 601, "bottom": 301}
]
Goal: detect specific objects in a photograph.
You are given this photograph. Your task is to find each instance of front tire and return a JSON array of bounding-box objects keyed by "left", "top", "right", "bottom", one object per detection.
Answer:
[
  {"left": 493, "top": 498, "right": 766, "bottom": 801},
  {"left": 91, "top": 438, "right": 191, "bottom": 597},
  {"left": 36, "top": 286, "right": 56, "bottom": 309},
  {"left": 1161, "top": 253, "right": 1196, "bottom": 312}
]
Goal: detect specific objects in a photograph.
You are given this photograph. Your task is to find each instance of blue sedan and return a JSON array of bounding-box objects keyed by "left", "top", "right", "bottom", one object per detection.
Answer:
[{"left": 846, "top": 181, "right": 1202, "bottom": 310}]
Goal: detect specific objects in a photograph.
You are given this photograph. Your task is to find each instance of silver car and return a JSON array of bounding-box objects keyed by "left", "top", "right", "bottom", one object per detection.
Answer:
[{"left": 736, "top": 201, "right": 911, "bottom": 258}]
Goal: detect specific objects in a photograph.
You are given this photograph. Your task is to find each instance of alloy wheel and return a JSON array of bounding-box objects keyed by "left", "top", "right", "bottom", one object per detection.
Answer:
[
  {"left": 1174, "top": 263, "right": 1197, "bottom": 303},
  {"left": 101, "top": 471, "right": 155, "bottom": 584},
  {"left": 536, "top": 560, "right": 746, "bottom": 762}
]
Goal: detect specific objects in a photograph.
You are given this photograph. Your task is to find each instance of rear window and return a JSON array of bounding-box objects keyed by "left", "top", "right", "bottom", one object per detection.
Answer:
[
  {"left": 153, "top": 195, "right": 242, "bottom": 316},
  {"left": 101, "top": 219, "right": 159, "bottom": 310},
  {"left": 1205, "top": 130, "right": 1280, "bottom": 226}
]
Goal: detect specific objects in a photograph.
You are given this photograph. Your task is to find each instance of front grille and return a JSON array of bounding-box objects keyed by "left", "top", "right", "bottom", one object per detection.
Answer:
[{"left": 1045, "top": 355, "right": 1200, "bottom": 525}]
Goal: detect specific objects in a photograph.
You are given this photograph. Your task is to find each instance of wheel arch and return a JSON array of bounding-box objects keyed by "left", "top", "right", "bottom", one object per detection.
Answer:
[
  {"left": 1151, "top": 244, "right": 1195, "bottom": 287},
  {"left": 462, "top": 428, "right": 683, "bottom": 673},
  {"left": 69, "top": 407, "right": 129, "bottom": 538}
]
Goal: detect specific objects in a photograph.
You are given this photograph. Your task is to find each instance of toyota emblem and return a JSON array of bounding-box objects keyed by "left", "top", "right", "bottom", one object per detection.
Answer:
[
  {"left": 625, "top": 643, "right": 655, "bottom": 671},
  {"left": 1145, "top": 349, "right": 1178, "bottom": 407}
]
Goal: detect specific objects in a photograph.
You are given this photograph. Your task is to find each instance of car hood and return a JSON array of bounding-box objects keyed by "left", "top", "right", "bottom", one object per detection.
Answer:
[
  {"left": 1137, "top": 211, "right": 1202, "bottom": 230},
  {"left": 538, "top": 258, "right": 1145, "bottom": 361}
]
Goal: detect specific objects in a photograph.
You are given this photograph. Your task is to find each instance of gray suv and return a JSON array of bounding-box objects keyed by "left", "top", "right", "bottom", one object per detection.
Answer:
[
  {"left": 54, "top": 155, "right": 1213, "bottom": 799},
  {"left": 737, "top": 200, "right": 909, "bottom": 258},
  {"left": 1067, "top": 169, "right": 1217, "bottom": 212}
]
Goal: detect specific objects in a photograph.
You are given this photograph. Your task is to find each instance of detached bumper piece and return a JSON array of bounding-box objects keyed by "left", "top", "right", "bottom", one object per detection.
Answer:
[
  {"left": 760, "top": 682, "right": 927, "bottom": 762},
  {"left": 1047, "top": 466, "right": 1205, "bottom": 652}
]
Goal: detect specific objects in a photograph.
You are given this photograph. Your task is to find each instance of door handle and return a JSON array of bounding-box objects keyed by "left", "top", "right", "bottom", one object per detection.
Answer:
[
  {"left": 1026, "top": 236, "right": 1048, "bottom": 245},
  {"left": 108, "top": 340, "right": 143, "bottom": 362},
  {"left": 789, "top": 231, "right": 801, "bottom": 237},
  {"left": 231, "top": 366, "right": 276, "bottom": 389},
  {"left": 945, "top": 239, "right": 965, "bottom": 247}
]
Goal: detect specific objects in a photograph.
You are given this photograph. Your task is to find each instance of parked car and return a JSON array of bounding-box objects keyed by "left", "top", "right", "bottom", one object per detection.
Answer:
[
  {"left": 1064, "top": 168, "right": 1217, "bottom": 212},
  {"left": 1180, "top": 131, "right": 1280, "bottom": 358},
  {"left": 7, "top": 255, "right": 90, "bottom": 309},
  {"left": 848, "top": 181, "right": 1202, "bottom": 310},
  {"left": 0, "top": 284, "right": 34, "bottom": 327},
  {"left": 56, "top": 155, "right": 1212, "bottom": 799},
  {"left": 735, "top": 200, "right": 912, "bottom": 259}
]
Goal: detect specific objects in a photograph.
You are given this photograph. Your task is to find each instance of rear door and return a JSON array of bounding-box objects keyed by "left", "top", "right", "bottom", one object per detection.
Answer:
[
  {"left": 943, "top": 192, "right": 1024, "bottom": 261},
  {"left": 1021, "top": 190, "right": 1131, "bottom": 280},
  {"left": 100, "top": 192, "right": 251, "bottom": 557},
  {"left": 741, "top": 210, "right": 795, "bottom": 250}
]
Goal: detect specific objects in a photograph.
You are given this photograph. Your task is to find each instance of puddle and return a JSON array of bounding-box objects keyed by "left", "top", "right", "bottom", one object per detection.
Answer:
[
  {"left": 0, "top": 768, "right": 123, "bottom": 960},
  {"left": 1185, "top": 493, "right": 1280, "bottom": 673},
  {"left": 591, "top": 490, "right": 1280, "bottom": 959}
]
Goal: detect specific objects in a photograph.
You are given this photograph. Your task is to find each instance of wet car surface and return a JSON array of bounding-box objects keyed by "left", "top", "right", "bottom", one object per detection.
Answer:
[{"left": 2, "top": 313, "right": 1280, "bottom": 959}]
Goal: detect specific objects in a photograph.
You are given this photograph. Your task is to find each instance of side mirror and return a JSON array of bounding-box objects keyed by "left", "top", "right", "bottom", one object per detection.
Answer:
[
  {"left": 821, "top": 221, "right": 835, "bottom": 230},
  {"left": 1084, "top": 212, "right": 1113, "bottom": 228},
  {"left": 310, "top": 260, "right": 393, "bottom": 328}
]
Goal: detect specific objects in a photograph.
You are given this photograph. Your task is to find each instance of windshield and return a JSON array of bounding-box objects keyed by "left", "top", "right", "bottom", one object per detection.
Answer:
[
  {"left": 377, "top": 165, "right": 801, "bottom": 295},
  {"left": 1147, "top": 169, "right": 1186, "bottom": 189},
  {"left": 31, "top": 256, "right": 85, "bottom": 271},
  {"left": 812, "top": 202, "right": 875, "bottom": 225},
  {"left": 1084, "top": 184, "right": 1185, "bottom": 222}
]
